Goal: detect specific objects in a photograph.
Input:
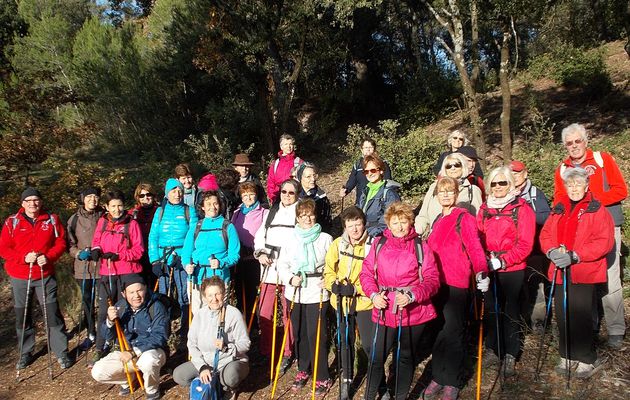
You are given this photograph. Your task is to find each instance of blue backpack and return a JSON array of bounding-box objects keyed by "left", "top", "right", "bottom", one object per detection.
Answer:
[{"left": 190, "top": 378, "right": 211, "bottom": 400}]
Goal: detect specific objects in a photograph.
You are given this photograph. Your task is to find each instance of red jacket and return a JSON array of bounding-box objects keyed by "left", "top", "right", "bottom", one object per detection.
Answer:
[
  {"left": 359, "top": 229, "right": 439, "bottom": 328},
  {"left": 91, "top": 214, "right": 144, "bottom": 276},
  {"left": 0, "top": 209, "right": 66, "bottom": 280},
  {"left": 476, "top": 197, "right": 536, "bottom": 272},
  {"left": 266, "top": 151, "right": 302, "bottom": 204},
  {"left": 128, "top": 205, "right": 157, "bottom": 247},
  {"left": 427, "top": 207, "right": 488, "bottom": 288},
  {"left": 539, "top": 192, "right": 614, "bottom": 284}
]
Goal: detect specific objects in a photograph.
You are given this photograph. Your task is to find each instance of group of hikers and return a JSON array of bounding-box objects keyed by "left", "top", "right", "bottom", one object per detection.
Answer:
[{"left": 0, "top": 123, "right": 626, "bottom": 400}]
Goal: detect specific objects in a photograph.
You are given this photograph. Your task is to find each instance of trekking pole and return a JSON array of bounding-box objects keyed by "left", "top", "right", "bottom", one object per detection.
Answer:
[
  {"left": 311, "top": 289, "right": 325, "bottom": 400},
  {"left": 188, "top": 271, "right": 193, "bottom": 361},
  {"left": 108, "top": 298, "right": 145, "bottom": 391},
  {"left": 40, "top": 263, "right": 54, "bottom": 380},
  {"left": 211, "top": 293, "right": 228, "bottom": 400},
  {"left": 87, "top": 266, "right": 96, "bottom": 366},
  {"left": 108, "top": 298, "right": 135, "bottom": 393},
  {"left": 16, "top": 262, "right": 34, "bottom": 382},
  {"left": 394, "top": 307, "right": 403, "bottom": 398},
  {"left": 247, "top": 265, "right": 270, "bottom": 334},
  {"left": 270, "top": 277, "right": 280, "bottom": 385},
  {"left": 492, "top": 272, "right": 503, "bottom": 380},
  {"left": 534, "top": 267, "right": 559, "bottom": 380},
  {"left": 475, "top": 273, "right": 487, "bottom": 400},
  {"left": 335, "top": 285, "right": 343, "bottom": 399},
  {"left": 77, "top": 260, "right": 88, "bottom": 355},
  {"left": 344, "top": 296, "right": 352, "bottom": 381},
  {"left": 562, "top": 267, "right": 570, "bottom": 389},
  {"left": 270, "top": 289, "right": 298, "bottom": 400},
  {"left": 364, "top": 309, "right": 383, "bottom": 400},
  {"left": 153, "top": 247, "right": 176, "bottom": 292}
]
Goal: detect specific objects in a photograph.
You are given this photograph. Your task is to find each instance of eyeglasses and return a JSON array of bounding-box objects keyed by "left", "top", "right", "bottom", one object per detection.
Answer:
[
  {"left": 241, "top": 193, "right": 256, "bottom": 198},
  {"left": 298, "top": 214, "right": 316, "bottom": 219},
  {"left": 362, "top": 146, "right": 374, "bottom": 150},
  {"left": 23, "top": 199, "right": 41, "bottom": 203},
  {"left": 138, "top": 193, "right": 154, "bottom": 199},
  {"left": 490, "top": 181, "right": 509, "bottom": 188},
  {"left": 445, "top": 163, "right": 462, "bottom": 169},
  {"left": 281, "top": 190, "right": 296, "bottom": 195},
  {"left": 363, "top": 168, "right": 381, "bottom": 175},
  {"left": 437, "top": 191, "right": 456, "bottom": 196},
  {"left": 566, "top": 182, "right": 587, "bottom": 188},
  {"left": 564, "top": 138, "right": 585, "bottom": 147}
]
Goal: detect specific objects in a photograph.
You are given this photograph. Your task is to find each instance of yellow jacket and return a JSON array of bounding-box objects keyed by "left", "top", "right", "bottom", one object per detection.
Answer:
[{"left": 324, "top": 233, "right": 373, "bottom": 313}]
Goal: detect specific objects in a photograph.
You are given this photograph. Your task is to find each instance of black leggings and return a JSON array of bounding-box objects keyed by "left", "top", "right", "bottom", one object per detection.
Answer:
[
  {"left": 336, "top": 307, "right": 373, "bottom": 380},
  {"left": 96, "top": 275, "right": 122, "bottom": 351},
  {"left": 365, "top": 323, "right": 425, "bottom": 400},
  {"left": 233, "top": 258, "right": 260, "bottom": 330},
  {"left": 76, "top": 278, "right": 97, "bottom": 337},
  {"left": 484, "top": 270, "right": 524, "bottom": 358},
  {"left": 290, "top": 301, "right": 330, "bottom": 381}
]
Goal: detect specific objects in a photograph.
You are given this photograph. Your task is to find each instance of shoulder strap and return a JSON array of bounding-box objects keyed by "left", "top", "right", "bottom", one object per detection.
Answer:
[
  {"left": 414, "top": 237, "right": 424, "bottom": 282},
  {"left": 264, "top": 202, "right": 281, "bottom": 240},
  {"left": 184, "top": 205, "right": 190, "bottom": 223},
  {"left": 123, "top": 219, "right": 131, "bottom": 248},
  {"left": 455, "top": 212, "right": 465, "bottom": 236},
  {"left": 69, "top": 214, "right": 79, "bottom": 236},
  {"left": 593, "top": 151, "right": 604, "bottom": 168},
  {"left": 193, "top": 219, "right": 204, "bottom": 242},
  {"left": 8, "top": 214, "right": 19, "bottom": 237},
  {"left": 273, "top": 158, "right": 280, "bottom": 174},
  {"left": 373, "top": 236, "right": 387, "bottom": 280},
  {"left": 46, "top": 214, "right": 59, "bottom": 238},
  {"left": 131, "top": 208, "right": 139, "bottom": 220},
  {"left": 157, "top": 205, "right": 165, "bottom": 224},
  {"left": 529, "top": 186, "right": 538, "bottom": 212},
  {"left": 221, "top": 219, "right": 230, "bottom": 248}
]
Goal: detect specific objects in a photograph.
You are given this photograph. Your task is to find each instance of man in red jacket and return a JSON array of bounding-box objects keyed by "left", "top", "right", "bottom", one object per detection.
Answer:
[
  {"left": 0, "top": 187, "right": 72, "bottom": 370},
  {"left": 553, "top": 123, "right": 627, "bottom": 349}
]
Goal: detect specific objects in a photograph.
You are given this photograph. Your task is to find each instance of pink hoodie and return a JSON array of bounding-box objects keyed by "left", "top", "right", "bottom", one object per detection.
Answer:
[
  {"left": 427, "top": 207, "right": 488, "bottom": 288},
  {"left": 360, "top": 228, "right": 439, "bottom": 328},
  {"left": 91, "top": 215, "right": 144, "bottom": 276},
  {"left": 266, "top": 151, "right": 302, "bottom": 204}
]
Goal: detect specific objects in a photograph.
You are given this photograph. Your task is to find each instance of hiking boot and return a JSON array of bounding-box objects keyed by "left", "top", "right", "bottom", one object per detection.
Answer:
[
  {"left": 78, "top": 336, "right": 94, "bottom": 352},
  {"left": 145, "top": 391, "right": 161, "bottom": 400},
  {"left": 314, "top": 379, "right": 332, "bottom": 396},
  {"left": 292, "top": 370, "right": 310, "bottom": 391},
  {"left": 16, "top": 353, "right": 34, "bottom": 370},
  {"left": 58, "top": 352, "right": 74, "bottom": 369},
  {"left": 503, "top": 354, "right": 516, "bottom": 378},
  {"left": 420, "top": 380, "right": 443, "bottom": 400},
  {"left": 607, "top": 335, "right": 624, "bottom": 349},
  {"left": 118, "top": 386, "right": 130, "bottom": 396},
  {"left": 484, "top": 350, "right": 499, "bottom": 367},
  {"left": 441, "top": 385, "right": 460, "bottom": 400},
  {"left": 280, "top": 356, "right": 294, "bottom": 374},
  {"left": 340, "top": 379, "right": 351, "bottom": 400},
  {"left": 554, "top": 357, "right": 578, "bottom": 375},
  {"left": 88, "top": 350, "right": 104, "bottom": 369},
  {"left": 575, "top": 358, "right": 604, "bottom": 379}
]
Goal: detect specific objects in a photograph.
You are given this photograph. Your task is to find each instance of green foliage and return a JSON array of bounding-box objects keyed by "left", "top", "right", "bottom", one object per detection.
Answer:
[
  {"left": 342, "top": 120, "right": 443, "bottom": 200},
  {"left": 182, "top": 133, "right": 255, "bottom": 173}
]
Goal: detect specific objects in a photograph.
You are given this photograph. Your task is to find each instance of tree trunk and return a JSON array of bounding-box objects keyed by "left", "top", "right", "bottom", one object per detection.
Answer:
[
  {"left": 499, "top": 22, "right": 512, "bottom": 162},
  {"left": 470, "top": 0, "right": 480, "bottom": 91}
]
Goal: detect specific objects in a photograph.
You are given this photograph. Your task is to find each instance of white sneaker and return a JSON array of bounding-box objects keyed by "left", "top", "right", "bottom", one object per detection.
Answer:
[
  {"left": 554, "top": 357, "right": 578, "bottom": 375},
  {"left": 574, "top": 358, "right": 604, "bottom": 379}
]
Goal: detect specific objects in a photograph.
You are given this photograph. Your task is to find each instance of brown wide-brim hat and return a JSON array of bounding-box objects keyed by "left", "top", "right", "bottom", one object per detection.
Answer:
[{"left": 232, "top": 153, "right": 254, "bottom": 166}]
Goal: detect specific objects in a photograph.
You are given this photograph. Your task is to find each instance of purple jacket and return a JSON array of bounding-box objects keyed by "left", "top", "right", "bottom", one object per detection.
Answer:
[
  {"left": 231, "top": 204, "right": 268, "bottom": 250},
  {"left": 360, "top": 228, "right": 439, "bottom": 328},
  {"left": 427, "top": 207, "right": 488, "bottom": 288}
]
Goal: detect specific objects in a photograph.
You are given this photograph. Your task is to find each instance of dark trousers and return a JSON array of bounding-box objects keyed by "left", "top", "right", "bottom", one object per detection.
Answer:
[
  {"left": 76, "top": 278, "right": 97, "bottom": 337},
  {"left": 337, "top": 306, "right": 373, "bottom": 380},
  {"left": 484, "top": 270, "right": 524, "bottom": 358},
  {"left": 233, "top": 258, "right": 260, "bottom": 330},
  {"left": 157, "top": 261, "right": 189, "bottom": 337},
  {"left": 96, "top": 275, "right": 122, "bottom": 351},
  {"left": 555, "top": 278, "right": 597, "bottom": 364},
  {"left": 520, "top": 254, "right": 552, "bottom": 328},
  {"left": 431, "top": 285, "right": 468, "bottom": 388},
  {"left": 366, "top": 323, "right": 425, "bottom": 400},
  {"left": 12, "top": 275, "right": 68, "bottom": 357},
  {"left": 290, "top": 301, "right": 330, "bottom": 381}
]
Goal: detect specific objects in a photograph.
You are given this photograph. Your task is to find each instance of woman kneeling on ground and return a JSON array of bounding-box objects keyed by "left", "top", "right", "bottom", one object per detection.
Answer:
[{"left": 173, "top": 276, "right": 251, "bottom": 397}]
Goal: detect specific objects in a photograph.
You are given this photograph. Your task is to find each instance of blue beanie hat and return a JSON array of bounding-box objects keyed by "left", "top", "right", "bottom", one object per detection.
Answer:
[{"left": 164, "top": 178, "right": 184, "bottom": 197}]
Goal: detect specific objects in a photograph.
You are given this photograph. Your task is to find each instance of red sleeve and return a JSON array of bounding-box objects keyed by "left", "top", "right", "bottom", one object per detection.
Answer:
[
  {"left": 598, "top": 153, "right": 628, "bottom": 206},
  {"left": 501, "top": 204, "right": 536, "bottom": 267},
  {"left": 43, "top": 215, "right": 66, "bottom": 263},
  {"left": 119, "top": 220, "right": 145, "bottom": 262},
  {"left": 460, "top": 213, "right": 488, "bottom": 274},
  {"left": 539, "top": 213, "right": 559, "bottom": 255},
  {"left": 359, "top": 240, "right": 379, "bottom": 299},
  {"left": 410, "top": 244, "right": 440, "bottom": 303},
  {"left": 0, "top": 218, "right": 21, "bottom": 263},
  {"left": 553, "top": 165, "right": 566, "bottom": 206},
  {"left": 267, "top": 160, "right": 277, "bottom": 204}
]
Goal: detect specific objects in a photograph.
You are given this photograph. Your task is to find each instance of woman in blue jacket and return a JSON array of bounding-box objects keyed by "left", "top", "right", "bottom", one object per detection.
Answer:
[
  {"left": 358, "top": 154, "right": 401, "bottom": 237},
  {"left": 183, "top": 190, "right": 240, "bottom": 315}
]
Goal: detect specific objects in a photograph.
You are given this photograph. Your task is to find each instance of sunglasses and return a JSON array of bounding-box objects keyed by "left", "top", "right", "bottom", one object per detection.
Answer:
[
  {"left": 138, "top": 193, "right": 154, "bottom": 199},
  {"left": 363, "top": 168, "right": 381, "bottom": 175},
  {"left": 445, "top": 163, "right": 462, "bottom": 169},
  {"left": 564, "top": 138, "right": 585, "bottom": 147},
  {"left": 452, "top": 137, "right": 464, "bottom": 141},
  {"left": 281, "top": 190, "right": 296, "bottom": 195},
  {"left": 490, "top": 181, "right": 509, "bottom": 188}
]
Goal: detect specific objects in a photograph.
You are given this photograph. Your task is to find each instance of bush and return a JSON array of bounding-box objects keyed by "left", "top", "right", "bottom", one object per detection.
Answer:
[{"left": 341, "top": 120, "right": 443, "bottom": 202}]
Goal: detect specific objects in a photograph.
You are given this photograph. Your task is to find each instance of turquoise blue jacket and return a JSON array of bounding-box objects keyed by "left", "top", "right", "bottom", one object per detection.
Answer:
[{"left": 181, "top": 215, "right": 241, "bottom": 284}]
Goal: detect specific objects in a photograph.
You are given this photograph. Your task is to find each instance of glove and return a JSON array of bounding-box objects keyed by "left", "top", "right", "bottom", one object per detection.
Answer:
[
  {"left": 102, "top": 252, "right": 119, "bottom": 261},
  {"left": 476, "top": 272, "right": 490, "bottom": 293},
  {"left": 338, "top": 283, "right": 356, "bottom": 297},
  {"left": 331, "top": 282, "right": 341, "bottom": 295},
  {"left": 78, "top": 249, "right": 91, "bottom": 261},
  {"left": 90, "top": 248, "right": 102, "bottom": 261},
  {"left": 152, "top": 261, "right": 166, "bottom": 277},
  {"left": 548, "top": 248, "right": 571, "bottom": 269},
  {"left": 488, "top": 257, "right": 503, "bottom": 271}
]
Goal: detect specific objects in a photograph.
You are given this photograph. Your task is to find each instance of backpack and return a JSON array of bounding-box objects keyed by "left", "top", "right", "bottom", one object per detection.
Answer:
[
  {"left": 8, "top": 213, "right": 59, "bottom": 238},
  {"left": 373, "top": 235, "right": 424, "bottom": 282},
  {"left": 190, "top": 378, "right": 212, "bottom": 400},
  {"left": 118, "top": 292, "right": 181, "bottom": 322},
  {"left": 100, "top": 217, "right": 132, "bottom": 249},
  {"left": 273, "top": 156, "right": 302, "bottom": 174},
  {"left": 156, "top": 201, "right": 190, "bottom": 224},
  {"left": 193, "top": 218, "right": 230, "bottom": 248},
  {"left": 263, "top": 202, "right": 294, "bottom": 241},
  {"left": 481, "top": 206, "right": 520, "bottom": 245}
]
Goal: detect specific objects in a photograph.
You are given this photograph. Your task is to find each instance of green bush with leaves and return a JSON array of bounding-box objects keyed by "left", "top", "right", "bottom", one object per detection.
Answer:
[{"left": 341, "top": 120, "right": 443, "bottom": 202}]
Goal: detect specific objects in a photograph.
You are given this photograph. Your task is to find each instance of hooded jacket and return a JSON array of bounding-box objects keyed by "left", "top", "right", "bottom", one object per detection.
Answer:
[
  {"left": 67, "top": 206, "right": 104, "bottom": 279},
  {"left": 0, "top": 209, "right": 66, "bottom": 280},
  {"left": 128, "top": 204, "right": 157, "bottom": 248},
  {"left": 300, "top": 186, "right": 333, "bottom": 233},
  {"left": 148, "top": 178, "right": 198, "bottom": 264},
  {"left": 415, "top": 179, "right": 482, "bottom": 237},
  {"left": 344, "top": 156, "right": 392, "bottom": 205},
  {"left": 323, "top": 232, "right": 373, "bottom": 313},
  {"left": 358, "top": 180, "right": 401, "bottom": 237},
  {"left": 427, "top": 207, "right": 487, "bottom": 288},
  {"left": 91, "top": 214, "right": 144, "bottom": 276},
  {"left": 539, "top": 192, "right": 614, "bottom": 284},
  {"left": 476, "top": 197, "right": 536, "bottom": 272},
  {"left": 266, "top": 151, "right": 303, "bottom": 205},
  {"left": 359, "top": 228, "right": 439, "bottom": 328}
]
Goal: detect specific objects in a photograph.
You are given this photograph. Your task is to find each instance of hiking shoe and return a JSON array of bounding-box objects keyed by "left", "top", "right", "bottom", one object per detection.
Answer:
[
  {"left": 118, "top": 386, "right": 130, "bottom": 396},
  {"left": 88, "top": 350, "right": 104, "bottom": 369},
  {"left": 16, "top": 353, "right": 34, "bottom": 370},
  {"left": 58, "top": 353, "right": 74, "bottom": 369},
  {"left": 554, "top": 357, "right": 578, "bottom": 375},
  {"left": 314, "top": 379, "right": 331, "bottom": 396},
  {"left": 145, "top": 391, "right": 161, "bottom": 400},
  {"left": 441, "top": 385, "right": 460, "bottom": 400},
  {"left": 280, "top": 356, "right": 294, "bottom": 374},
  {"left": 420, "top": 380, "right": 443, "bottom": 400},
  {"left": 575, "top": 358, "right": 604, "bottom": 379},
  {"left": 78, "top": 337, "right": 94, "bottom": 351},
  {"left": 607, "top": 335, "right": 624, "bottom": 349},
  {"left": 484, "top": 350, "right": 499, "bottom": 367},
  {"left": 503, "top": 354, "right": 516, "bottom": 378},
  {"left": 340, "top": 379, "right": 350, "bottom": 400},
  {"left": 292, "top": 371, "right": 310, "bottom": 390}
]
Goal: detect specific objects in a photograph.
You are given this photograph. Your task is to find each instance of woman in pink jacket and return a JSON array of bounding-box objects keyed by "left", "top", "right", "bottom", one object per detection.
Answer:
[
  {"left": 476, "top": 166, "right": 535, "bottom": 377},
  {"left": 266, "top": 134, "right": 303, "bottom": 205},
  {"left": 360, "top": 202, "right": 440, "bottom": 400},
  {"left": 90, "top": 190, "right": 144, "bottom": 363},
  {"left": 423, "top": 177, "right": 488, "bottom": 400}
]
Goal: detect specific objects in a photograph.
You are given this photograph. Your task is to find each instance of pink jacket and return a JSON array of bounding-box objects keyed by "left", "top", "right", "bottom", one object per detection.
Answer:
[
  {"left": 476, "top": 197, "right": 536, "bottom": 272},
  {"left": 427, "top": 207, "right": 488, "bottom": 288},
  {"left": 91, "top": 215, "right": 144, "bottom": 276},
  {"left": 360, "top": 229, "right": 439, "bottom": 328},
  {"left": 266, "top": 151, "right": 302, "bottom": 204}
]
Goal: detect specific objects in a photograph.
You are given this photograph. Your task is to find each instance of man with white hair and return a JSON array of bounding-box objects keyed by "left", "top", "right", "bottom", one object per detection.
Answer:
[{"left": 553, "top": 123, "right": 627, "bottom": 349}]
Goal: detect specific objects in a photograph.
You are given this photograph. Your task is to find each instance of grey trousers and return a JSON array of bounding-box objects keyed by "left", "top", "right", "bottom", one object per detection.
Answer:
[
  {"left": 172, "top": 360, "right": 249, "bottom": 390},
  {"left": 11, "top": 275, "right": 68, "bottom": 357},
  {"left": 602, "top": 227, "right": 626, "bottom": 336}
]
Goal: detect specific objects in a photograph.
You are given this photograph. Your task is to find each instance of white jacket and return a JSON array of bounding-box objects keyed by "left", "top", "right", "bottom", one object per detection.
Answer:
[
  {"left": 253, "top": 202, "right": 297, "bottom": 284},
  {"left": 277, "top": 231, "right": 333, "bottom": 304}
]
